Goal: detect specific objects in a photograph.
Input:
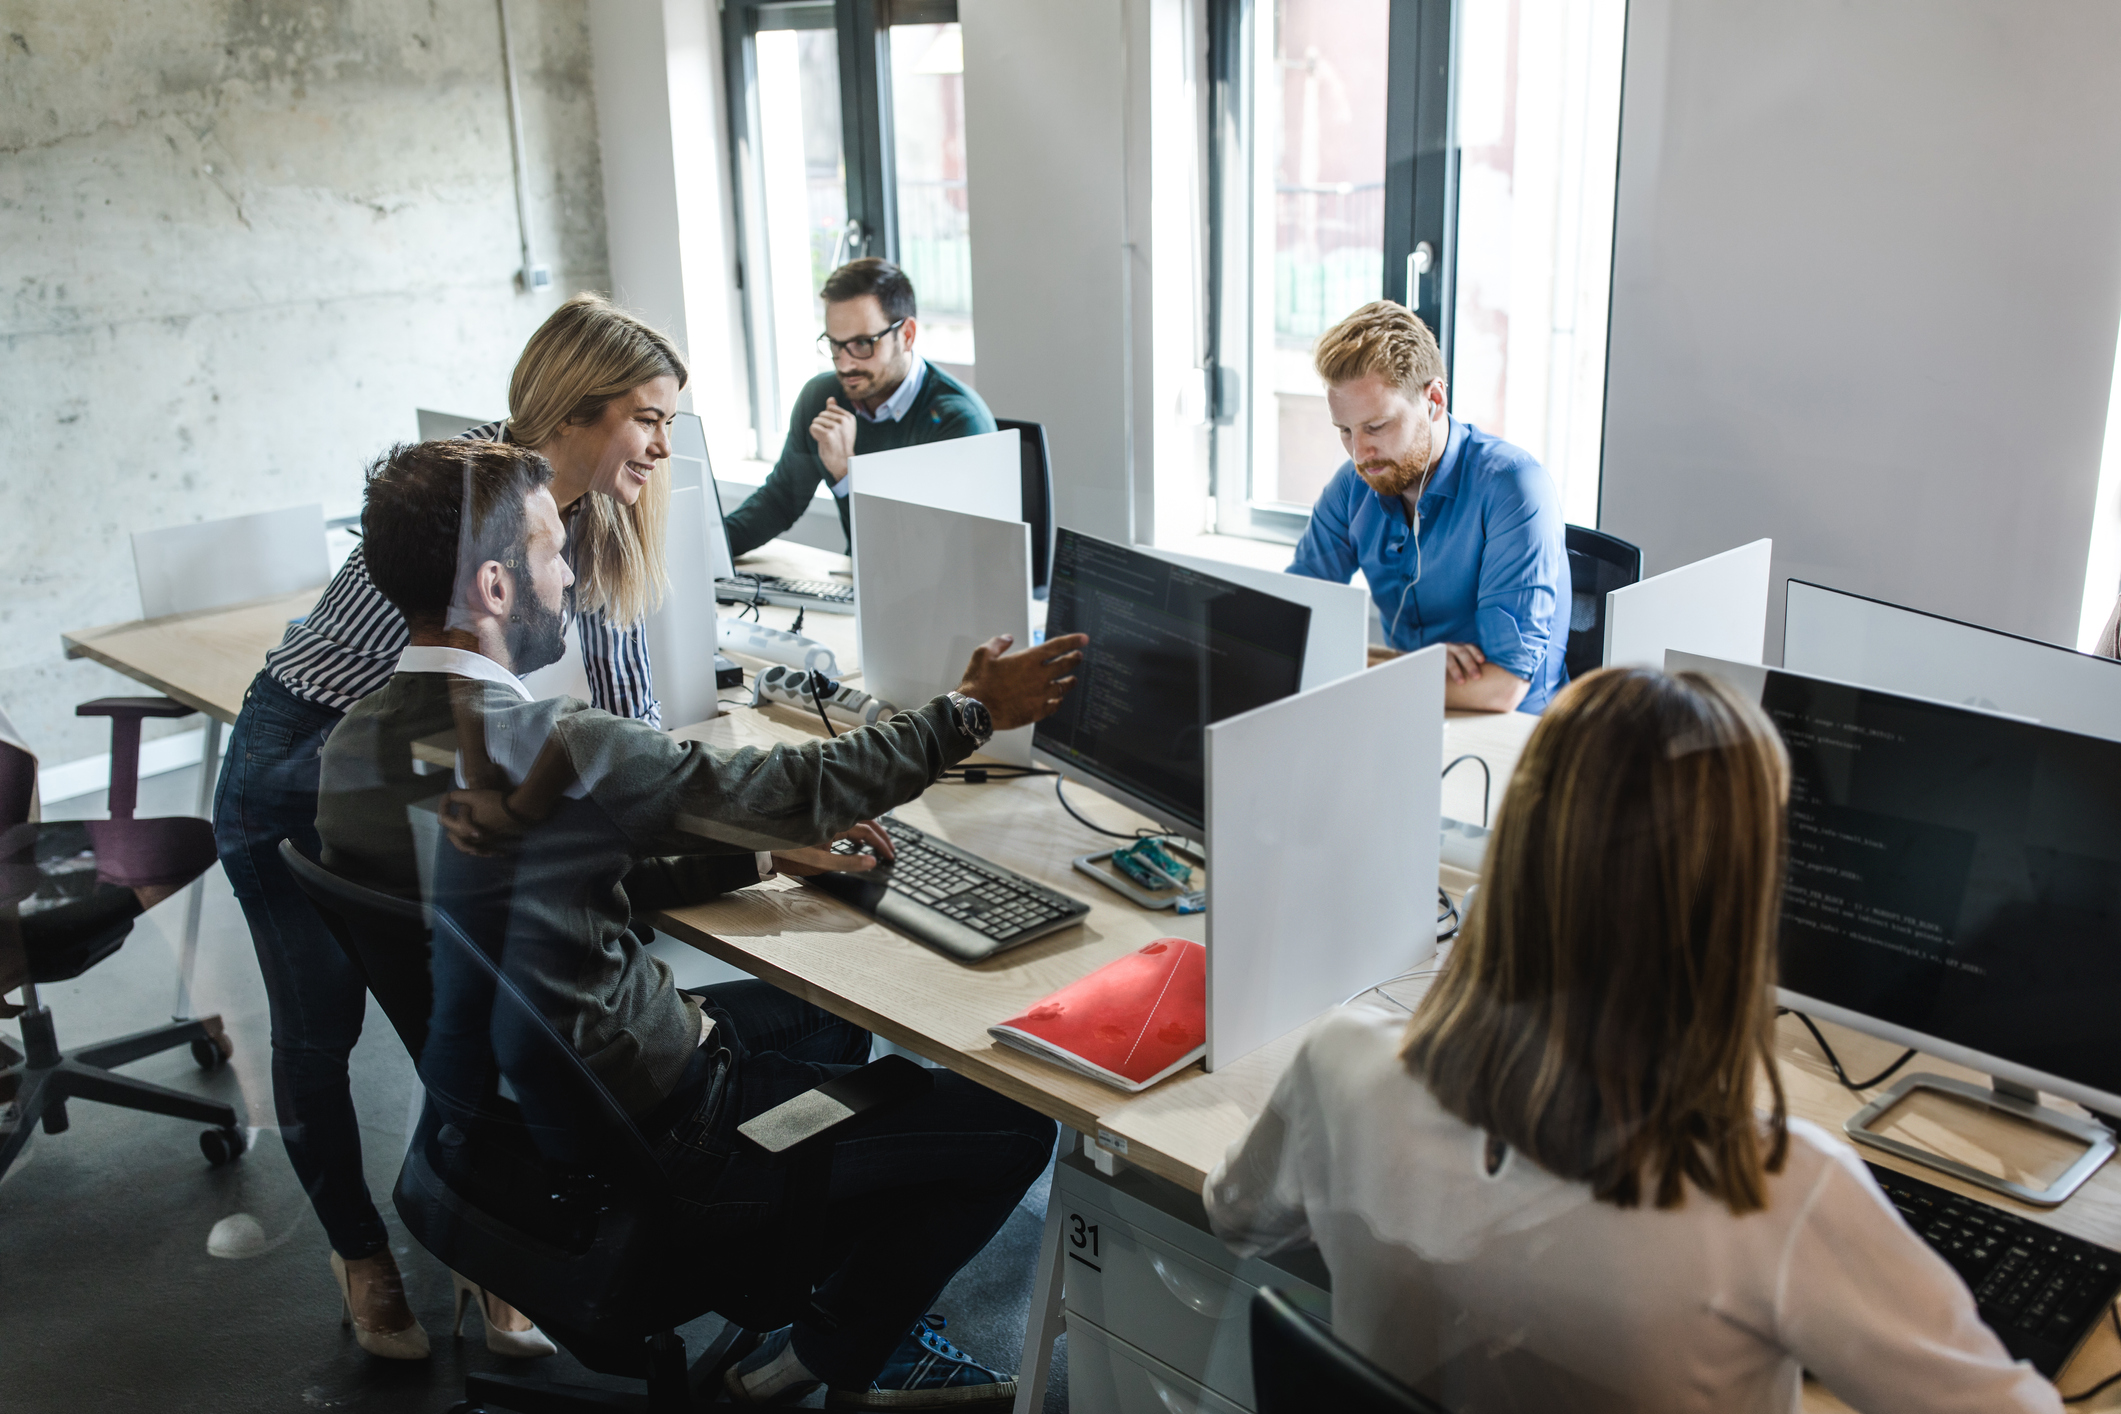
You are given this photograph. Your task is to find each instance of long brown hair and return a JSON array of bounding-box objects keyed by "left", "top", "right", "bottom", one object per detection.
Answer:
[
  {"left": 1401, "top": 667, "right": 1793, "bottom": 1214},
  {"left": 506, "top": 294, "right": 689, "bottom": 627}
]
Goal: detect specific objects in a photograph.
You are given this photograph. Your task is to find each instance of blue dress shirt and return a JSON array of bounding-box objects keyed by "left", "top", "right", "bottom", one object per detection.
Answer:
[{"left": 1288, "top": 418, "right": 1571, "bottom": 712}]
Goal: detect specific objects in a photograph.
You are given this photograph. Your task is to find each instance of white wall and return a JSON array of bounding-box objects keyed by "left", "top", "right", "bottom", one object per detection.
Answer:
[
  {"left": 0, "top": 0, "right": 610, "bottom": 764},
  {"left": 1600, "top": 0, "right": 2121, "bottom": 657},
  {"left": 586, "top": 0, "right": 749, "bottom": 465}
]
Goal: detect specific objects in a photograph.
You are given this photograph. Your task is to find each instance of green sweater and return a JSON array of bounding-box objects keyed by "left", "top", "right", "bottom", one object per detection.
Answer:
[{"left": 723, "top": 363, "right": 996, "bottom": 558}]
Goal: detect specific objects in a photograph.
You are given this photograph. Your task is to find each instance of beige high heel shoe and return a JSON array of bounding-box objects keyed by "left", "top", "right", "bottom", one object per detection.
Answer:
[
  {"left": 329, "top": 1251, "right": 432, "bottom": 1360},
  {"left": 452, "top": 1271, "right": 559, "bottom": 1359}
]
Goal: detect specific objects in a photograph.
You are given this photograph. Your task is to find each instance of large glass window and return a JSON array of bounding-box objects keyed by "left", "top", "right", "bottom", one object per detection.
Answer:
[
  {"left": 723, "top": 1, "right": 974, "bottom": 460},
  {"left": 1208, "top": 0, "right": 1623, "bottom": 540},
  {"left": 752, "top": 21, "right": 848, "bottom": 441},
  {"left": 890, "top": 21, "right": 975, "bottom": 382},
  {"left": 1448, "top": 0, "right": 1625, "bottom": 528}
]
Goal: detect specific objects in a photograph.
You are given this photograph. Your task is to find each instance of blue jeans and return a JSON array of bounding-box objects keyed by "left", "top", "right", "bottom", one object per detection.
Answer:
[
  {"left": 212, "top": 672, "right": 388, "bottom": 1259},
  {"left": 661, "top": 981, "right": 1057, "bottom": 1387}
]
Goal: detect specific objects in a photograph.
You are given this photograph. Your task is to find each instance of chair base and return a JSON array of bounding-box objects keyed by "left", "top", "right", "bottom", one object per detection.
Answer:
[
  {"left": 452, "top": 1326, "right": 743, "bottom": 1414},
  {"left": 0, "top": 1004, "right": 244, "bottom": 1181}
]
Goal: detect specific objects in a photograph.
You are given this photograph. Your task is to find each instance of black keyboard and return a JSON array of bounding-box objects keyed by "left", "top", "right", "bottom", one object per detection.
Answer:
[
  {"left": 806, "top": 814, "right": 1089, "bottom": 962},
  {"left": 716, "top": 574, "right": 855, "bottom": 611},
  {"left": 1867, "top": 1160, "right": 2121, "bottom": 1378}
]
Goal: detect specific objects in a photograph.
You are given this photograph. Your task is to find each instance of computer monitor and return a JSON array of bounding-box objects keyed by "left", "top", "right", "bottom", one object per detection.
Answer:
[
  {"left": 415, "top": 408, "right": 490, "bottom": 442},
  {"left": 994, "top": 418, "right": 1056, "bottom": 599},
  {"left": 1783, "top": 579, "right": 2121, "bottom": 745},
  {"left": 1032, "top": 529, "right": 1311, "bottom": 837},
  {"left": 1670, "top": 650, "right": 2121, "bottom": 1204},
  {"left": 669, "top": 411, "right": 736, "bottom": 584}
]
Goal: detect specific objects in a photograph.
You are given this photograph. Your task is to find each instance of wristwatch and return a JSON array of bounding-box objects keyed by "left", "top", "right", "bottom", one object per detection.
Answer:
[{"left": 946, "top": 691, "right": 994, "bottom": 749}]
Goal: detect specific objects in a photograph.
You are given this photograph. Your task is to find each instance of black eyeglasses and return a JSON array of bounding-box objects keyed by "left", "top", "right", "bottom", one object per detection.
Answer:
[{"left": 817, "top": 319, "right": 906, "bottom": 360}]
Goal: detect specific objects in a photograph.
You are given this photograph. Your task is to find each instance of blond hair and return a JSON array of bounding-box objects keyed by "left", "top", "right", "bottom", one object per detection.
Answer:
[
  {"left": 506, "top": 294, "right": 689, "bottom": 626},
  {"left": 1313, "top": 300, "right": 1446, "bottom": 396},
  {"left": 1401, "top": 668, "right": 1794, "bottom": 1215}
]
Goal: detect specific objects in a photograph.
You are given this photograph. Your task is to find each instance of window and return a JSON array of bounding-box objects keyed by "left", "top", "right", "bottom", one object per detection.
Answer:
[
  {"left": 1207, "top": 0, "right": 1622, "bottom": 540},
  {"left": 722, "top": 0, "right": 973, "bottom": 461}
]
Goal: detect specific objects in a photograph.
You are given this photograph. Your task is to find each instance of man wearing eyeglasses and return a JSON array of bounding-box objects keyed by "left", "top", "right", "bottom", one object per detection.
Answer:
[{"left": 723, "top": 257, "right": 996, "bottom": 559}]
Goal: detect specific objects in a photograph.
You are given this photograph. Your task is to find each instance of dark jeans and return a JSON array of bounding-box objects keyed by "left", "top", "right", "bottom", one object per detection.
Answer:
[
  {"left": 212, "top": 672, "right": 388, "bottom": 1259},
  {"left": 660, "top": 981, "right": 1056, "bottom": 1388}
]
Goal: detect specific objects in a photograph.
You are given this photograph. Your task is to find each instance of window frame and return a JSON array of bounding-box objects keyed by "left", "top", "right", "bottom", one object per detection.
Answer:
[
  {"left": 720, "top": 0, "right": 960, "bottom": 457},
  {"left": 1204, "top": 0, "right": 1459, "bottom": 543}
]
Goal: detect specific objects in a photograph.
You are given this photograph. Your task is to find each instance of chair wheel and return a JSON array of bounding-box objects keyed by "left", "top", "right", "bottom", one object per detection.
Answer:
[
  {"left": 200, "top": 1125, "right": 247, "bottom": 1166},
  {"left": 191, "top": 1037, "right": 231, "bottom": 1070}
]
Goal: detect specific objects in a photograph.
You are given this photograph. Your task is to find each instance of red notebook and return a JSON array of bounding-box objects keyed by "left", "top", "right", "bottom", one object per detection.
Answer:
[{"left": 988, "top": 938, "right": 1207, "bottom": 1092}]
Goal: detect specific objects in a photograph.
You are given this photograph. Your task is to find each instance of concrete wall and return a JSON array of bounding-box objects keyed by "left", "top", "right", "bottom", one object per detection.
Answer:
[{"left": 0, "top": 0, "right": 612, "bottom": 765}]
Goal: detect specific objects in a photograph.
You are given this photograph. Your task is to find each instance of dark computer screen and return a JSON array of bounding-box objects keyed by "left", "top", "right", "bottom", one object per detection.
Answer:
[
  {"left": 1034, "top": 529, "right": 1310, "bottom": 833},
  {"left": 1766, "top": 670, "right": 2121, "bottom": 1096}
]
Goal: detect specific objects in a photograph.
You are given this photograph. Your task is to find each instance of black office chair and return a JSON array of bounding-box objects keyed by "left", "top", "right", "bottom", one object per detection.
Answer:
[
  {"left": 0, "top": 699, "right": 245, "bottom": 1181},
  {"left": 279, "top": 841, "right": 928, "bottom": 1413},
  {"left": 1563, "top": 524, "right": 1645, "bottom": 683},
  {"left": 995, "top": 418, "right": 1057, "bottom": 600},
  {"left": 1250, "top": 1287, "right": 1450, "bottom": 1414}
]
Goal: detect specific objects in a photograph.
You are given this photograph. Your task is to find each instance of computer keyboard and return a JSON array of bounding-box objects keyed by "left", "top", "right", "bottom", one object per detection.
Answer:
[
  {"left": 716, "top": 574, "right": 855, "bottom": 612},
  {"left": 805, "top": 814, "right": 1090, "bottom": 963},
  {"left": 1867, "top": 1160, "right": 2121, "bottom": 1378}
]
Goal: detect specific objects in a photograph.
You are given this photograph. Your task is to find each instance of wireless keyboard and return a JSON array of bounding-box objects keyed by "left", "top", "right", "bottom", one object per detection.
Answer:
[
  {"left": 1867, "top": 1160, "right": 2121, "bottom": 1378},
  {"left": 806, "top": 814, "right": 1089, "bottom": 962},
  {"left": 716, "top": 573, "right": 856, "bottom": 613}
]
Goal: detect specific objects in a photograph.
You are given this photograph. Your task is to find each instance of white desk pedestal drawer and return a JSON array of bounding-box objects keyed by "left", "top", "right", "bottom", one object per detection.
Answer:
[
  {"left": 1055, "top": 1152, "right": 1329, "bottom": 1410},
  {"left": 1067, "top": 1312, "right": 1248, "bottom": 1414}
]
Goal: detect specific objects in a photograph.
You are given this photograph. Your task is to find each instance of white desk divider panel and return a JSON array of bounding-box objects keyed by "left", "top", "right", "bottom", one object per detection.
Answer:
[
  {"left": 1204, "top": 643, "right": 1445, "bottom": 1071},
  {"left": 668, "top": 411, "right": 736, "bottom": 583},
  {"left": 1782, "top": 580, "right": 2121, "bottom": 745},
  {"left": 1136, "top": 546, "right": 1368, "bottom": 692},
  {"left": 639, "top": 485, "right": 722, "bottom": 728},
  {"left": 1603, "top": 538, "right": 1772, "bottom": 670},
  {"left": 847, "top": 428, "right": 1022, "bottom": 524},
  {"left": 852, "top": 491, "right": 1035, "bottom": 765},
  {"left": 131, "top": 504, "right": 330, "bottom": 619}
]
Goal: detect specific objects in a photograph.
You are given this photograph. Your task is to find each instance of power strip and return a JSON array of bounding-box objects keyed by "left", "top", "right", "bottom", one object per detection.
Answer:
[
  {"left": 754, "top": 666, "right": 895, "bottom": 728},
  {"left": 716, "top": 617, "right": 842, "bottom": 678}
]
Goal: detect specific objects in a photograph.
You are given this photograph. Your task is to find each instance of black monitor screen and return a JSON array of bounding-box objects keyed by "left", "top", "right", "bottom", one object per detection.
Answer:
[
  {"left": 1766, "top": 670, "right": 2121, "bottom": 1096},
  {"left": 1035, "top": 530, "right": 1309, "bottom": 833}
]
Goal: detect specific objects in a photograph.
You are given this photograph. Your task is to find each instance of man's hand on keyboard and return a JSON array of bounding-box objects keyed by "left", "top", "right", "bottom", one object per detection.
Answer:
[
  {"left": 957, "top": 632, "right": 1089, "bottom": 730},
  {"left": 772, "top": 819, "right": 896, "bottom": 876}
]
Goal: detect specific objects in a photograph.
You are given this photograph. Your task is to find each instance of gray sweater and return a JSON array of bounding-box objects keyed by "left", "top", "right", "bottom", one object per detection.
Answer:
[{"left": 317, "top": 674, "right": 977, "bottom": 1115}]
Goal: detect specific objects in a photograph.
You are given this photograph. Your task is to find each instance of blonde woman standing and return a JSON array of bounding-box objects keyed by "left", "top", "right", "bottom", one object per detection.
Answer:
[{"left": 212, "top": 295, "right": 684, "bottom": 1358}]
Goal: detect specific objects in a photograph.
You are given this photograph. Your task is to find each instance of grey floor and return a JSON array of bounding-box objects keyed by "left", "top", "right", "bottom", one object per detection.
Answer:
[{"left": 1, "top": 761, "right": 1067, "bottom": 1411}]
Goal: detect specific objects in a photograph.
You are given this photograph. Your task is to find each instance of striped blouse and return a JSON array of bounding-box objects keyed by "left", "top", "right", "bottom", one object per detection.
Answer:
[{"left": 261, "top": 421, "right": 661, "bottom": 726}]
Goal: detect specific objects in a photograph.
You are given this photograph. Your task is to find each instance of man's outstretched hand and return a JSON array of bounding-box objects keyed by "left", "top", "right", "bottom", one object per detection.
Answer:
[{"left": 956, "top": 632, "right": 1089, "bottom": 731}]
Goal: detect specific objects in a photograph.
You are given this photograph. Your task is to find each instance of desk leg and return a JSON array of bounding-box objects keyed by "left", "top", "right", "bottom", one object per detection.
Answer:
[
  {"left": 172, "top": 718, "right": 222, "bottom": 1020},
  {"left": 1013, "top": 1125, "right": 1076, "bottom": 1414}
]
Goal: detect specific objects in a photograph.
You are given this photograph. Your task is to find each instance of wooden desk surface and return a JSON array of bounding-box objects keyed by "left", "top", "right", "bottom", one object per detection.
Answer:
[
  {"left": 663, "top": 700, "right": 2121, "bottom": 1408},
  {"left": 62, "top": 587, "right": 323, "bottom": 723}
]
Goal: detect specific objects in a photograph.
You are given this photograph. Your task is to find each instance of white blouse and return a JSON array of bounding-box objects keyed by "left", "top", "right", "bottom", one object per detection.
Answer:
[{"left": 1204, "top": 1004, "right": 2062, "bottom": 1414}]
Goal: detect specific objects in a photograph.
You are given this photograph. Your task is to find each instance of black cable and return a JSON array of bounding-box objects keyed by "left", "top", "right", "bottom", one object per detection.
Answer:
[
  {"left": 1435, "top": 887, "right": 1460, "bottom": 941},
  {"left": 941, "top": 765, "right": 1057, "bottom": 784},
  {"left": 806, "top": 675, "right": 839, "bottom": 738},
  {"left": 1778, "top": 1009, "right": 1918, "bottom": 1091},
  {"left": 1054, "top": 777, "right": 1157, "bottom": 840},
  {"left": 1442, "top": 754, "right": 1492, "bottom": 827},
  {"left": 790, "top": 604, "right": 806, "bottom": 636},
  {"left": 2063, "top": 1305, "right": 2121, "bottom": 1402}
]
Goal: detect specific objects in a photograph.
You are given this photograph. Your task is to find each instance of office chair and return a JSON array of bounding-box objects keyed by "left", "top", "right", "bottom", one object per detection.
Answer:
[
  {"left": 279, "top": 842, "right": 928, "bottom": 1413},
  {"left": 0, "top": 699, "right": 245, "bottom": 1181},
  {"left": 995, "top": 418, "right": 1057, "bottom": 599},
  {"left": 1250, "top": 1287, "right": 1450, "bottom": 1414},
  {"left": 1563, "top": 524, "right": 1645, "bottom": 682}
]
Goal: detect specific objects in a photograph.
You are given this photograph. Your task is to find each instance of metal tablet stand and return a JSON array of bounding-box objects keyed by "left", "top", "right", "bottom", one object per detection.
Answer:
[{"left": 1846, "top": 1074, "right": 2117, "bottom": 1207}]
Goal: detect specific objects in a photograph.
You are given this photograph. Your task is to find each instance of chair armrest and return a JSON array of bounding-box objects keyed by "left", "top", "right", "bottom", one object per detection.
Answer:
[
  {"left": 737, "top": 1053, "right": 933, "bottom": 1155},
  {"left": 77, "top": 698, "right": 196, "bottom": 820}
]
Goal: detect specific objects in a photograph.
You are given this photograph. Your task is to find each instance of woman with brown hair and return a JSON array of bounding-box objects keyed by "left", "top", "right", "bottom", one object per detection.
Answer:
[
  {"left": 1205, "top": 667, "right": 2059, "bottom": 1413},
  {"left": 213, "top": 294, "right": 684, "bottom": 1358}
]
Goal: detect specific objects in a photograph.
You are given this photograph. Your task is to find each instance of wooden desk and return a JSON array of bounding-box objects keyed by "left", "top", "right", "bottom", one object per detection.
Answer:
[
  {"left": 62, "top": 587, "right": 322, "bottom": 723},
  {"left": 662, "top": 702, "right": 2121, "bottom": 1411}
]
